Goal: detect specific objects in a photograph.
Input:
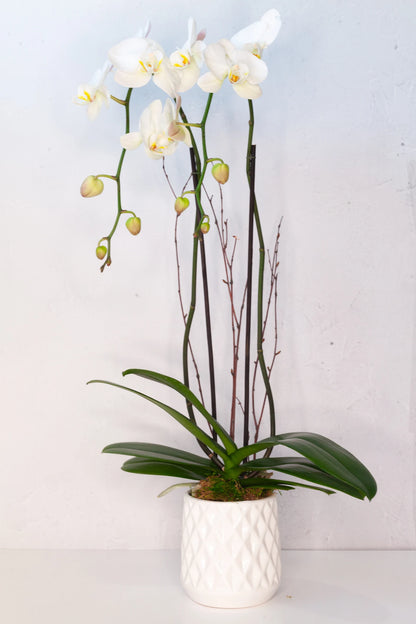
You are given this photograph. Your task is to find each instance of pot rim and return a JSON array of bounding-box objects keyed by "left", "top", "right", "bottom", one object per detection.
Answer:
[{"left": 184, "top": 491, "right": 276, "bottom": 505}]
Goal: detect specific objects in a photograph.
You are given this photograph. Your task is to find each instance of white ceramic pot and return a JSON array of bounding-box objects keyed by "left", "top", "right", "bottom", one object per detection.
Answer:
[{"left": 180, "top": 493, "right": 281, "bottom": 608}]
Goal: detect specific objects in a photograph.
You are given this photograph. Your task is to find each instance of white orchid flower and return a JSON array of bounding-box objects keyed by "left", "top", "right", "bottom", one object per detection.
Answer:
[
  {"left": 75, "top": 60, "right": 112, "bottom": 120},
  {"left": 169, "top": 17, "right": 206, "bottom": 92},
  {"left": 120, "top": 99, "right": 191, "bottom": 160},
  {"left": 230, "top": 9, "right": 281, "bottom": 58},
  {"left": 108, "top": 37, "right": 179, "bottom": 97},
  {"left": 197, "top": 39, "right": 268, "bottom": 99}
]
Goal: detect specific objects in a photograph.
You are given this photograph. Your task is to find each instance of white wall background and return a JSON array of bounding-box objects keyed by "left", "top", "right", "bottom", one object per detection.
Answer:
[{"left": 1, "top": 0, "right": 415, "bottom": 550}]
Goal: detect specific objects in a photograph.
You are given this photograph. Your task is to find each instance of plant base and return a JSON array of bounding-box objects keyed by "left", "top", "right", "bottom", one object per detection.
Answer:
[{"left": 180, "top": 492, "right": 281, "bottom": 608}]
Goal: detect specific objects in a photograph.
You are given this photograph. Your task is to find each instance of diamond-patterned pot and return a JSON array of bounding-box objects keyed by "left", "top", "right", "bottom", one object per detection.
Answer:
[{"left": 180, "top": 493, "right": 281, "bottom": 608}]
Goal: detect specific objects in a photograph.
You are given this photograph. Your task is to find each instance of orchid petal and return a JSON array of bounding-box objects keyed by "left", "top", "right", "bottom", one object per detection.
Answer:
[
  {"left": 232, "top": 81, "right": 262, "bottom": 99},
  {"left": 87, "top": 100, "right": 100, "bottom": 120},
  {"left": 234, "top": 50, "right": 268, "bottom": 83},
  {"left": 189, "top": 40, "right": 205, "bottom": 67},
  {"left": 87, "top": 91, "right": 109, "bottom": 120},
  {"left": 144, "top": 148, "right": 165, "bottom": 160},
  {"left": 138, "top": 20, "right": 151, "bottom": 38},
  {"left": 168, "top": 120, "right": 192, "bottom": 146},
  {"left": 259, "top": 9, "right": 282, "bottom": 46},
  {"left": 197, "top": 71, "right": 224, "bottom": 93},
  {"left": 91, "top": 59, "right": 112, "bottom": 87},
  {"left": 203, "top": 41, "right": 229, "bottom": 80},
  {"left": 177, "top": 60, "right": 201, "bottom": 92},
  {"left": 109, "top": 38, "right": 150, "bottom": 73},
  {"left": 140, "top": 100, "right": 163, "bottom": 137},
  {"left": 185, "top": 17, "right": 197, "bottom": 49},
  {"left": 120, "top": 131, "right": 143, "bottom": 150},
  {"left": 114, "top": 69, "right": 151, "bottom": 88},
  {"left": 162, "top": 99, "right": 176, "bottom": 126},
  {"left": 153, "top": 61, "right": 180, "bottom": 97},
  {"left": 183, "top": 127, "right": 192, "bottom": 147},
  {"left": 231, "top": 9, "right": 281, "bottom": 54}
]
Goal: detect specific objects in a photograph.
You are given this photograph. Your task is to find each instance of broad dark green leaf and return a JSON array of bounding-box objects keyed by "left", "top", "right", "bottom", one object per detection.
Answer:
[
  {"left": 229, "top": 432, "right": 377, "bottom": 500},
  {"left": 123, "top": 369, "right": 237, "bottom": 454},
  {"left": 87, "top": 379, "right": 229, "bottom": 463},
  {"left": 242, "top": 477, "right": 335, "bottom": 495},
  {"left": 105, "top": 456, "right": 214, "bottom": 479},
  {"left": 244, "top": 484, "right": 295, "bottom": 492},
  {"left": 121, "top": 458, "right": 207, "bottom": 480},
  {"left": 240, "top": 457, "right": 365, "bottom": 499},
  {"left": 109, "top": 455, "right": 214, "bottom": 478},
  {"left": 103, "top": 442, "right": 216, "bottom": 467}
]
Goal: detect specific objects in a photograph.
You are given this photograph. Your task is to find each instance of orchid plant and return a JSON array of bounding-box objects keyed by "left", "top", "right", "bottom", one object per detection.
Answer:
[{"left": 76, "top": 10, "right": 377, "bottom": 502}]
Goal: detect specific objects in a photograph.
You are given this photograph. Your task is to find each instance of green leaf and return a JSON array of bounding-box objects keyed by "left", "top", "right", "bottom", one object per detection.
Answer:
[
  {"left": 242, "top": 481, "right": 296, "bottom": 492},
  {"left": 241, "top": 477, "right": 335, "bottom": 495},
  {"left": 113, "top": 455, "right": 214, "bottom": 478},
  {"left": 102, "top": 442, "right": 216, "bottom": 468},
  {"left": 88, "top": 379, "right": 229, "bottom": 463},
  {"left": 123, "top": 369, "right": 238, "bottom": 454},
  {"left": 241, "top": 457, "right": 366, "bottom": 499},
  {"left": 121, "top": 458, "right": 208, "bottom": 480},
  {"left": 229, "top": 432, "right": 377, "bottom": 500}
]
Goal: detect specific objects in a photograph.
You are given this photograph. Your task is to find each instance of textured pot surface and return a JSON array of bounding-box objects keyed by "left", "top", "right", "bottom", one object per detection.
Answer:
[{"left": 180, "top": 493, "right": 281, "bottom": 608}]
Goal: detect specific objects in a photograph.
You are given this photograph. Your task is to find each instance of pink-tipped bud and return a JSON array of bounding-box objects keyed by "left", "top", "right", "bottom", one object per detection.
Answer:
[
  {"left": 211, "top": 163, "right": 229, "bottom": 184},
  {"left": 96, "top": 245, "right": 107, "bottom": 260},
  {"left": 174, "top": 196, "right": 190, "bottom": 214},
  {"left": 80, "top": 175, "right": 104, "bottom": 198},
  {"left": 126, "top": 216, "right": 141, "bottom": 235}
]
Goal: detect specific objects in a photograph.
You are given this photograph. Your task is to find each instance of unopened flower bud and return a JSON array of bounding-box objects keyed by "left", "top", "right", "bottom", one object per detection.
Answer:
[
  {"left": 174, "top": 196, "right": 190, "bottom": 214},
  {"left": 96, "top": 245, "right": 107, "bottom": 260},
  {"left": 200, "top": 221, "right": 210, "bottom": 235},
  {"left": 211, "top": 163, "right": 229, "bottom": 184},
  {"left": 80, "top": 175, "right": 104, "bottom": 198},
  {"left": 126, "top": 216, "right": 141, "bottom": 235}
]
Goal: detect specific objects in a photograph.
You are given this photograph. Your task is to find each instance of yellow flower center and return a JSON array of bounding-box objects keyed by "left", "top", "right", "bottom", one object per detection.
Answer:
[
  {"left": 171, "top": 50, "right": 191, "bottom": 69},
  {"left": 79, "top": 90, "right": 93, "bottom": 103},
  {"left": 228, "top": 64, "right": 248, "bottom": 85},
  {"left": 149, "top": 135, "right": 174, "bottom": 154},
  {"left": 139, "top": 53, "right": 163, "bottom": 75}
]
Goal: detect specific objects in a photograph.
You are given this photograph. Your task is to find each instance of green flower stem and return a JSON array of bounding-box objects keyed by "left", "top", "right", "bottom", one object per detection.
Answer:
[
  {"left": 99, "top": 88, "right": 132, "bottom": 272},
  {"left": 243, "top": 143, "right": 256, "bottom": 453},
  {"left": 190, "top": 147, "right": 218, "bottom": 442},
  {"left": 177, "top": 122, "right": 202, "bottom": 128},
  {"left": 181, "top": 95, "right": 221, "bottom": 467},
  {"left": 110, "top": 95, "right": 127, "bottom": 105},
  {"left": 97, "top": 174, "right": 117, "bottom": 181},
  {"left": 206, "top": 158, "right": 225, "bottom": 164},
  {"left": 246, "top": 99, "right": 276, "bottom": 452},
  {"left": 179, "top": 108, "right": 201, "bottom": 175}
]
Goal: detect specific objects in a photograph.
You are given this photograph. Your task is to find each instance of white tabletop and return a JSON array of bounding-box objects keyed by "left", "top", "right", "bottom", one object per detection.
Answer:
[{"left": 1, "top": 549, "right": 415, "bottom": 623}]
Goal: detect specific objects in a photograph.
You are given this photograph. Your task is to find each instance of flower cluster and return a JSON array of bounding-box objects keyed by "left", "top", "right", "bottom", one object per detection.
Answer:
[{"left": 76, "top": 10, "right": 281, "bottom": 268}]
